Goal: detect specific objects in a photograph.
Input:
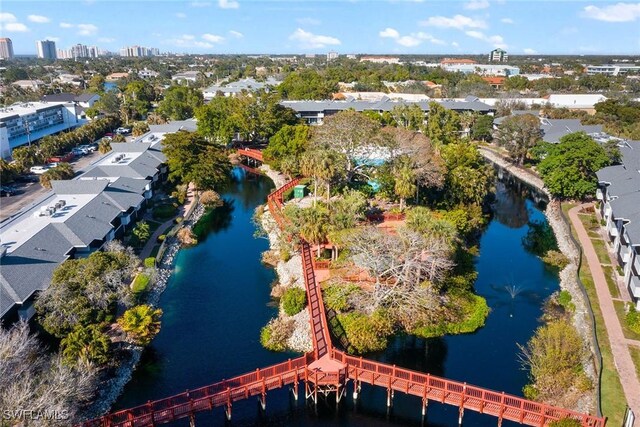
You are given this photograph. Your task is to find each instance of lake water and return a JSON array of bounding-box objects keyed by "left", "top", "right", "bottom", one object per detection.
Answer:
[{"left": 116, "top": 169, "right": 559, "bottom": 426}]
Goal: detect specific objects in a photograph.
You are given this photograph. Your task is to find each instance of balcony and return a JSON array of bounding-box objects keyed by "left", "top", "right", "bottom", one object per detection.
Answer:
[
  {"left": 634, "top": 254, "right": 640, "bottom": 275},
  {"left": 608, "top": 222, "right": 619, "bottom": 238},
  {"left": 596, "top": 188, "right": 603, "bottom": 200},
  {"left": 619, "top": 244, "right": 631, "bottom": 264},
  {"left": 630, "top": 275, "right": 640, "bottom": 299}
]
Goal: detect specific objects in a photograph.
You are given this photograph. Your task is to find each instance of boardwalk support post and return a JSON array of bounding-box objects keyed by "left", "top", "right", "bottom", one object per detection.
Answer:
[
  {"left": 353, "top": 380, "right": 361, "bottom": 401},
  {"left": 459, "top": 383, "right": 466, "bottom": 426},
  {"left": 225, "top": 387, "right": 232, "bottom": 421}
]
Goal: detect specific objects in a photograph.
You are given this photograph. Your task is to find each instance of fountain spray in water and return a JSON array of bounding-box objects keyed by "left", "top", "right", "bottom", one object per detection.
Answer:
[{"left": 505, "top": 284, "right": 523, "bottom": 317}]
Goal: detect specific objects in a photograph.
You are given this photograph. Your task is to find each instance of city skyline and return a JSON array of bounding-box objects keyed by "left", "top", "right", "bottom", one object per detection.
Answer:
[{"left": 0, "top": 0, "right": 639, "bottom": 56}]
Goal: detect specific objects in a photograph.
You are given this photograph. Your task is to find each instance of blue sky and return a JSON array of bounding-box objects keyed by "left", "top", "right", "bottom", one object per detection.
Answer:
[{"left": 1, "top": 1, "right": 639, "bottom": 55}]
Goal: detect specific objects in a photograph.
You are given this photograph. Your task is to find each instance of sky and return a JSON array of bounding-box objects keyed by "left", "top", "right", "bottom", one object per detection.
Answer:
[{"left": 1, "top": 0, "right": 639, "bottom": 55}]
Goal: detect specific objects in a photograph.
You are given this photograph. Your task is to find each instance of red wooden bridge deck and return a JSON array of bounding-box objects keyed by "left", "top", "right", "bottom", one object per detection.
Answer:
[{"left": 80, "top": 156, "right": 606, "bottom": 427}]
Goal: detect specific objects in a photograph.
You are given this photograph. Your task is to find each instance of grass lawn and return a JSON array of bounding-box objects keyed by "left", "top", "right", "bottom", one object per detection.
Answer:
[
  {"left": 602, "top": 265, "right": 620, "bottom": 299},
  {"left": 150, "top": 244, "right": 160, "bottom": 258},
  {"left": 613, "top": 300, "right": 640, "bottom": 341},
  {"left": 577, "top": 214, "right": 611, "bottom": 265},
  {"left": 562, "top": 203, "right": 626, "bottom": 426},
  {"left": 630, "top": 346, "right": 640, "bottom": 381}
]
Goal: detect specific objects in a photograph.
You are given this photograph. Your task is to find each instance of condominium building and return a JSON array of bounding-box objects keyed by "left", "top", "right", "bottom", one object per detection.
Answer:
[
  {"left": 36, "top": 40, "right": 57, "bottom": 59},
  {"left": 489, "top": 48, "right": 508, "bottom": 62},
  {"left": 586, "top": 64, "right": 640, "bottom": 76},
  {"left": 0, "top": 38, "right": 14, "bottom": 60},
  {"left": 441, "top": 63, "right": 520, "bottom": 76},
  {"left": 327, "top": 51, "right": 339, "bottom": 61},
  {"left": 0, "top": 102, "right": 78, "bottom": 159},
  {"left": 596, "top": 140, "right": 640, "bottom": 310},
  {"left": 120, "top": 45, "right": 158, "bottom": 57}
]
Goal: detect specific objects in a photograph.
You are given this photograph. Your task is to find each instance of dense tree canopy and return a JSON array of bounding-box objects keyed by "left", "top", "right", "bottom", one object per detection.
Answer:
[
  {"left": 156, "top": 86, "right": 204, "bottom": 120},
  {"left": 493, "top": 114, "right": 542, "bottom": 165},
  {"left": 263, "top": 124, "right": 311, "bottom": 172},
  {"left": 426, "top": 102, "right": 460, "bottom": 145},
  {"left": 538, "top": 132, "right": 610, "bottom": 199}
]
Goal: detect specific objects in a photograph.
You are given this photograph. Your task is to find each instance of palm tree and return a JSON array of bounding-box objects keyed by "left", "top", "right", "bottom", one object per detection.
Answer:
[
  {"left": 300, "top": 205, "right": 329, "bottom": 257},
  {"left": 301, "top": 149, "right": 338, "bottom": 205},
  {"left": 118, "top": 305, "right": 162, "bottom": 346},
  {"left": 98, "top": 139, "right": 112, "bottom": 154},
  {"left": 393, "top": 157, "right": 416, "bottom": 211},
  {"left": 60, "top": 324, "right": 110, "bottom": 366}
]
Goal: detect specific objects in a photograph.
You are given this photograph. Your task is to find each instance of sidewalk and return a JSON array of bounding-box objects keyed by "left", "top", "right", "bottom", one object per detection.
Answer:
[
  {"left": 568, "top": 203, "right": 640, "bottom": 418},
  {"left": 138, "top": 183, "right": 197, "bottom": 260}
]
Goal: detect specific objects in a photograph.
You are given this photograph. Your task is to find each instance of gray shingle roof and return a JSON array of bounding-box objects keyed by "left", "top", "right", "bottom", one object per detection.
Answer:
[
  {"left": 51, "top": 180, "right": 109, "bottom": 195},
  {"left": 280, "top": 98, "right": 495, "bottom": 115},
  {"left": 539, "top": 119, "right": 603, "bottom": 143},
  {"left": 109, "top": 177, "right": 151, "bottom": 194},
  {"left": 149, "top": 120, "right": 198, "bottom": 133},
  {"left": 62, "top": 194, "right": 123, "bottom": 245}
]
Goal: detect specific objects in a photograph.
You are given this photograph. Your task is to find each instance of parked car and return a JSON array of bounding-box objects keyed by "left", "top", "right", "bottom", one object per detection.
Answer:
[
  {"left": 29, "top": 166, "right": 50, "bottom": 175},
  {"left": 14, "top": 174, "right": 39, "bottom": 183},
  {"left": 46, "top": 152, "right": 74, "bottom": 163},
  {"left": 0, "top": 187, "right": 16, "bottom": 197},
  {"left": 72, "top": 147, "right": 87, "bottom": 156},
  {"left": 78, "top": 144, "right": 97, "bottom": 153},
  {"left": 88, "top": 142, "right": 99, "bottom": 151},
  {"left": 116, "top": 127, "right": 131, "bottom": 135}
]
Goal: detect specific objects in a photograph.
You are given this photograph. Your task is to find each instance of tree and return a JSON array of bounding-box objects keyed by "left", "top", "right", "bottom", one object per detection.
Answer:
[
  {"left": 538, "top": 132, "right": 610, "bottom": 199},
  {"left": 471, "top": 114, "right": 494, "bottom": 142},
  {"left": 493, "top": 114, "right": 542, "bottom": 165},
  {"left": 426, "top": 102, "right": 460, "bottom": 145},
  {"left": 39, "top": 163, "right": 75, "bottom": 189},
  {"left": 384, "top": 127, "right": 444, "bottom": 189},
  {"left": 11, "top": 145, "right": 42, "bottom": 171},
  {"left": 162, "top": 131, "right": 231, "bottom": 190},
  {"left": 263, "top": 124, "right": 311, "bottom": 171},
  {"left": 87, "top": 74, "right": 105, "bottom": 94},
  {"left": 0, "top": 158, "right": 18, "bottom": 182},
  {"left": 281, "top": 287, "right": 307, "bottom": 316},
  {"left": 503, "top": 75, "right": 530, "bottom": 91},
  {"left": 132, "top": 220, "right": 151, "bottom": 244},
  {"left": 390, "top": 104, "right": 424, "bottom": 130},
  {"left": 195, "top": 96, "right": 236, "bottom": 144},
  {"left": 310, "top": 110, "right": 384, "bottom": 183},
  {"left": 60, "top": 324, "right": 111, "bottom": 367},
  {"left": 440, "top": 141, "right": 493, "bottom": 206},
  {"left": 278, "top": 69, "right": 337, "bottom": 100},
  {"left": 301, "top": 148, "right": 339, "bottom": 204},
  {"left": 393, "top": 156, "right": 416, "bottom": 210},
  {"left": 299, "top": 204, "right": 330, "bottom": 257},
  {"left": 156, "top": 86, "right": 204, "bottom": 120},
  {"left": 95, "top": 90, "right": 121, "bottom": 117},
  {"left": 85, "top": 106, "right": 100, "bottom": 120},
  {"left": 118, "top": 304, "right": 162, "bottom": 345},
  {"left": 98, "top": 138, "right": 112, "bottom": 154},
  {"left": 132, "top": 121, "right": 150, "bottom": 137}
]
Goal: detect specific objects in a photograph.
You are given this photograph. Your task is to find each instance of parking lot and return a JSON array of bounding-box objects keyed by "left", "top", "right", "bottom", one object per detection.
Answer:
[{"left": 0, "top": 149, "right": 105, "bottom": 222}]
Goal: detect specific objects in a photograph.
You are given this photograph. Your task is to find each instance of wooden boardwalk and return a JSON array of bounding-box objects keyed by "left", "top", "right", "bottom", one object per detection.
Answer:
[{"left": 80, "top": 156, "right": 606, "bottom": 427}]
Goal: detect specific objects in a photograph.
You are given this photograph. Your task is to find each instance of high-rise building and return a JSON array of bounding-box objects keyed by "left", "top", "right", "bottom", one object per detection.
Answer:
[
  {"left": 489, "top": 48, "right": 508, "bottom": 62},
  {"left": 69, "top": 44, "right": 99, "bottom": 59},
  {"left": 327, "top": 51, "right": 339, "bottom": 61},
  {"left": 36, "top": 40, "right": 57, "bottom": 59},
  {"left": 119, "top": 45, "right": 157, "bottom": 57},
  {"left": 0, "top": 38, "right": 14, "bottom": 60}
]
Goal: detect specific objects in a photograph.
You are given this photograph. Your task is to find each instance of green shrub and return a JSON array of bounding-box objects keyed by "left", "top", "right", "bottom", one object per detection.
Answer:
[
  {"left": 260, "top": 317, "right": 295, "bottom": 352},
  {"left": 132, "top": 274, "right": 151, "bottom": 294},
  {"left": 626, "top": 307, "right": 640, "bottom": 335},
  {"left": 144, "top": 257, "right": 156, "bottom": 268},
  {"left": 413, "top": 293, "right": 489, "bottom": 338},
  {"left": 542, "top": 250, "right": 569, "bottom": 269},
  {"left": 557, "top": 290, "right": 575, "bottom": 312},
  {"left": 549, "top": 418, "right": 582, "bottom": 427},
  {"left": 174, "top": 216, "right": 184, "bottom": 224},
  {"left": 157, "top": 234, "right": 166, "bottom": 243},
  {"left": 281, "top": 287, "right": 307, "bottom": 316},
  {"left": 323, "top": 284, "right": 361, "bottom": 312},
  {"left": 338, "top": 310, "right": 393, "bottom": 354},
  {"left": 153, "top": 204, "right": 178, "bottom": 220}
]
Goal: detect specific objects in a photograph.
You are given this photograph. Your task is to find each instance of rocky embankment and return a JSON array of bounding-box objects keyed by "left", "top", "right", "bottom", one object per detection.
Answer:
[
  {"left": 82, "top": 203, "right": 207, "bottom": 420},
  {"left": 479, "top": 146, "right": 597, "bottom": 414},
  {"left": 259, "top": 167, "right": 313, "bottom": 354}
]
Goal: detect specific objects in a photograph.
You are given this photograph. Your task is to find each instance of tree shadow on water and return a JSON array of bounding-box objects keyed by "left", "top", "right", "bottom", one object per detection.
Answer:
[{"left": 192, "top": 199, "right": 235, "bottom": 242}]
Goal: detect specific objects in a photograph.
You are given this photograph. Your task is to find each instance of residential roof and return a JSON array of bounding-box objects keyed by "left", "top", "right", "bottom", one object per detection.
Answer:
[
  {"left": 51, "top": 179, "right": 109, "bottom": 195},
  {"left": 281, "top": 98, "right": 495, "bottom": 114},
  {"left": 149, "top": 120, "right": 198, "bottom": 133},
  {"left": 539, "top": 119, "right": 603, "bottom": 143}
]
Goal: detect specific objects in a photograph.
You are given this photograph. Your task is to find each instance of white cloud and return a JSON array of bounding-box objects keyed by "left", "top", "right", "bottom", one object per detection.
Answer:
[
  {"left": 0, "top": 13, "right": 17, "bottom": 23},
  {"left": 420, "top": 14, "right": 486, "bottom": 29},
  {"left": 44, "top": 36, "right": 60, "bottom": 42},
  {"left": 451, "top": 41, "right": 460, "bottom": 47},
  {"left": 202, "top": 33, "right": 225, "bottom": 43},
  {"left": 182, "top": 34, "right": 195, "bottom": 40},
  {"left": 464, "top": 0, "right": 490, "bottom": 10},
  {"left": 218, "top": 0, "right": 239, "bottom": 9},
  {"left": 523, "top": 48, "right": 537, "bottom": 54},
  {"left": 228, "top": 30, "right": 243, "bottom": 38},
  {"left": 379, "top": 27, "right": 445, "bottom": 47},
  {"left": 60, "top": 22, "right": 73, "bottom": 28},
  {"left": 98, "top": 37, "right": 115, "bottom": 43},
  {"left": 77, "top": 23, "right": 98, "bottom": 36},
  {"left": 190, "top": 1, "right": 211, "bottom": 7},
  {"left": 296, "top": 17, "right": 321, "bottom": 25},
  {"left": 500, "top": 17, "right": 514, "bottom": 24},
  {"left": 465, "top": 30, "right": 507, "bottom": 48},
  {"left": 28, "top": 15, "right": 50, "bottom": 23},
  {"left": 379, "top": 27, "right": 400, "bottom": 39},
  {"left": 1, "top": 23, "right": 29, "bottom": 32},
  {"left": 289, "top": 28, "right": 341, "bottom": 49},
  {"left": 176, "top": 12, "right": 187, "bottom": 18},
  {"left": 167, "top": 34, "right": 214, "bottom": 49},
  {"left": 582, "top": 2, "right": 640, "bottom": 22}
]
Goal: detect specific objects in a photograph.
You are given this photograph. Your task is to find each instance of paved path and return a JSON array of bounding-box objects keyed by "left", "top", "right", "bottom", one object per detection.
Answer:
[
  {"left": 138, "top": 183, "right": 197, "bottom": 260},
  {"left": 569, "top": 203, "right": 640, "bottom": 419}
]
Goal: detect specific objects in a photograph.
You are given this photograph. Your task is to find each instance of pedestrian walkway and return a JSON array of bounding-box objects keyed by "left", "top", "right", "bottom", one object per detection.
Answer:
[
  {"left": 138, "top": 183, "right": 197, "bottom": 260},
  {"left": 569, "top": 203, "right": 640, "bottom": 418}
]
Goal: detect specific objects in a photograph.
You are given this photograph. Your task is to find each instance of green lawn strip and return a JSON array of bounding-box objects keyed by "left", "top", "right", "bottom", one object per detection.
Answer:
[
  {"left": 613, "top": 300, "right": 640, "bottom": 341},
  {"left": 602, "top": 265, "right": 620, "bottom": 299},
  {"left": 132, "top": 273, "right": 151, "bottom": 294},
  {"left": 630, "top": 346, "right": 640, "bottom": 382},
  {"left": 149, "top": 244, "right": 160, "bottom": 258},
  {"left": 564, "top": 203, "right": 626, "bottom": 425},
  {"left": 576, "top": 214, "right": 612, "bottom": 265}
]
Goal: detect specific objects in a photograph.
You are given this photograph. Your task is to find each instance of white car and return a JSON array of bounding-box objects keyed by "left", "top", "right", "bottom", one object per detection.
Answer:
[{"left": 29, "top": 166, "right": 50, "bottom": 175}]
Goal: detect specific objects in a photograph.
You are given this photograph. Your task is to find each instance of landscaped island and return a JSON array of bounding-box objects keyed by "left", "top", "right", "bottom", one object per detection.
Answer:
[{"left": 256, "top": 107, "right": 494, "bottom": 355}]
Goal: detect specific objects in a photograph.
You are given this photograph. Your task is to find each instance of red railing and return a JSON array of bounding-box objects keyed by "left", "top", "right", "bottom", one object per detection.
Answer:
[
  {"left": 366, "top": 212, "right": 406, "bottom": 222},
  {"left": 81, "top": 355, "right": 311, "bottom": 427},
  {"left": 331, "top": 349, "right": 605, "bottom": 427},
  {"left": 237, "top": 148, "right": 264, "bottom": 162}
]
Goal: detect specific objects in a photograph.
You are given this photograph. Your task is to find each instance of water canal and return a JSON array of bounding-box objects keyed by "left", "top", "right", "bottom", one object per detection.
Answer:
[{"left": 116, "top": 169, "right": 560, "bottom": 426}]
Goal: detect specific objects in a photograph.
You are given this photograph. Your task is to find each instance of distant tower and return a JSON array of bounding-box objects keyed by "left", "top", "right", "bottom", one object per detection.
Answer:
[
  {"left": 327, "top": 51, "right": 339, "bottom": 61},
  {"left": 0, "top": 38, "right": 14, "bottom": 59},
  {"left": 36, "top": 40, "right": 57, "bottom": 59},
  {"left": 489, "top": 48, "right": 508, "bottom": 62}
]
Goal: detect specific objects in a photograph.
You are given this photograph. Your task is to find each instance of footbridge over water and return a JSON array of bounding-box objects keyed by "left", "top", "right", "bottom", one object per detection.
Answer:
[{"left": 79, "top": 152, "right": 606, "bottom": 427}]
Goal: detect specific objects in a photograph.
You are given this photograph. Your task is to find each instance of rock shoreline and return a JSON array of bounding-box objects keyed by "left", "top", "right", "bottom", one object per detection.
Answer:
[
  {"left": 81, "top": 203, "right": 207, "bottom": 420},
  {"left": 479, "top": 146, "right": 598, "bottom": 414}
]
